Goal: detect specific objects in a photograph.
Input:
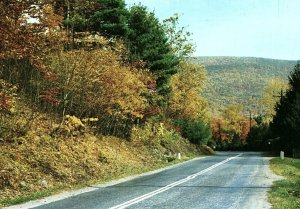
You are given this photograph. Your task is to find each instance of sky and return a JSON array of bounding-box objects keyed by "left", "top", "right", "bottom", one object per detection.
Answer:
[{"left": 125, "top": 0, "right": 300, "bottom": 60}]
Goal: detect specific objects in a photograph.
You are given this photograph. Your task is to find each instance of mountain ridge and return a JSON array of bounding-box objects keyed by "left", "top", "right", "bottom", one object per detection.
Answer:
[{"left": 188, "top": 56, "right": 297, "bottom": 116}]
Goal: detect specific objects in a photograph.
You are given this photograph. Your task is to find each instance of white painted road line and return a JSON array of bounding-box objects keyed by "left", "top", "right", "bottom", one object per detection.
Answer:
[
  {"left": 4, "top": 156, "right": 206, "bottom": 209},
  {"left": 109, "top": 154, "right": 243, "bottom": 209}
]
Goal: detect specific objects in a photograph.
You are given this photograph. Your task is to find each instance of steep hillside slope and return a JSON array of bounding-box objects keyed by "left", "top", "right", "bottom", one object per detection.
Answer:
[
  {"left": 189, "top": 56, "right": 297, "bottom": 115},
  {"left": 0, "top": 96, "right": 202, "bottom": 207}
]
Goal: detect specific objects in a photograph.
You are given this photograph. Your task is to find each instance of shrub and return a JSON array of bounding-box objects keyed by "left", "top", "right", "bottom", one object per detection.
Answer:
[
  {"left": 131, "top": 122, "right": 180, "bottom": 146},
  {"left": 177, "top": 119, "right": 212, "bottom": 145}
]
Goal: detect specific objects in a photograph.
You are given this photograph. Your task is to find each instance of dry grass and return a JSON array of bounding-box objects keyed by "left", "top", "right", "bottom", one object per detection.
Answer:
[{"left": 0, "top": 101, "right": 202, "bottom": 207}]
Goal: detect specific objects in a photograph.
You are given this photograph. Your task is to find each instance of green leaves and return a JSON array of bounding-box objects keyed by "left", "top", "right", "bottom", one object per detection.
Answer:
[
  {"left": 91, "top": 0, "right": 128, "bottom": 37},
  {"left": 177, "top": 119, "right": 211, "bottom": 145},
  {"left": 126, "top": 5, "right": 179, "bottom": 99},
  {"left": 163, "top": 13, "right": 195, "bottom": 58}
]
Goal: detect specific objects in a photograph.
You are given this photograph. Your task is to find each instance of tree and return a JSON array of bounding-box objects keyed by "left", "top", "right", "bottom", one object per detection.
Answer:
[
  {"left": 271, "top": 64, "right": 300, "bottom": 154},
  {"left": 168, "top": 61, "right": 208, "bottom": 120},
  {"left": 222, "top": 104, "right": 244, "bottom": 136},
  {"left": 54, "top": 0, "right": 101, "bottom": 49},
  {"left": 246, "top": 123, "right": 270, "bottom": 151},
  {"left": 221, "top": 104, "right": 246, "bottom": 144},
  {"left": 0, "top": 1, "right": 63, "bottom": 106},
  {"left": 0, "top": 1, "right": 62, "bottom": 63},
  {"left": 91, "top": 0, "right": 128, "bottom": 37},
  {"left": 177, "top": 119, "right": 211, "bottom": 145},
  {"left": 261, "top": 78, "right": 288, "bottom": 123},
  {"left": 211, "top": 118, "right": 228, "bottom": 142},
  {"left": 126, "top": 4, "right": 179, "bottom": 98},
  {"left": 162, "top": 13, "right": 195, "bottom": 58}
]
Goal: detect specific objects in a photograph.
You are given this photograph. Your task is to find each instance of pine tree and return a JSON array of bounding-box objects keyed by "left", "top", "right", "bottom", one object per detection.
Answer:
[
  {"left": 271, "top": 63, "right": 300, "bottom": 153},
  {"left": 91, "top": 0, "right": 128, "bottom": 37},
  {"left": 126, "top": 5, "right": 179, "bottom": 98}
]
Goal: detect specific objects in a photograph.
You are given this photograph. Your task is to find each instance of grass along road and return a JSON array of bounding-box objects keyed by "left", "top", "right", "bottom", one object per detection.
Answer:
[{"left": 269, "top": 157, "right": 300, "bottom": 209}]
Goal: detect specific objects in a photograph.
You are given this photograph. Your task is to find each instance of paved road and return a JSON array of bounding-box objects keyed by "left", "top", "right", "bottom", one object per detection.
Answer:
[{"left": 13, "top": 152, "right": 280, "bottom": 209}]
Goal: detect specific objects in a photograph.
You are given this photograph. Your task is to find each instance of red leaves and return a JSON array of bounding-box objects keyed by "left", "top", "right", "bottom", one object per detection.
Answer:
[
  {"left": 143, "top": 105, "right": 162, "bottom": 118},
  {"left": 0, "top": 93, "right": 13, "bottom": 112},
  {"left": 211, "top": 118, "right": 227, "bottom": 141},
  {"left": 0, "top": 0, "right": 63, "bottom": 72},
  {"left": 39, "top": 88, "right": 60, "bottom": 106},
  {"left": 43, "top": 71, "right": 59, "bottom": 82},
  {"left": 147, "top": 81, "right": 157, "bottom": 93}
]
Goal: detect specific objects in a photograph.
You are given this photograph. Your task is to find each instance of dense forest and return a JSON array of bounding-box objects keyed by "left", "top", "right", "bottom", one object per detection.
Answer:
[{"left": 189, "top": 56, "right": 296, "bottom": 115}]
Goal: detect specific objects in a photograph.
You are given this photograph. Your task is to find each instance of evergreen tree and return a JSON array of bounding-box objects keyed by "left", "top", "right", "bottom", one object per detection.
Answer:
[
  {"left": 177, "top": 119, "right": 212, "bottom": 145},
  {"left": 126, "top": 5, "right": 179, "bottom": 98},
  {"left": 91, "top": 0, "right": 128, "bottom": 37},
  {"left": 55, "top": 0, "right": 100, "bottom": 32},
  {"left": 271, "top": 63, "right": 300, "bottom": 154},
  {"left": 55, "top": 0, "right": 128, "bottom": 37}
]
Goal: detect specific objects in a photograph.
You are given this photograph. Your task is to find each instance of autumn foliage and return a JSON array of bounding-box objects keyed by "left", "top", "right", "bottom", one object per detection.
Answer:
[
  {"left": 168, "top": 61, "right": 207, "bottom": 120},
  {"left": 0, "top": 0, "right": 210, "bottom": 140},
  {"left": 210, "top": 104, "right": 256, "bottom": 150},
  {"left": 0, "top": 1, "right": 269, "bottom": 204}
]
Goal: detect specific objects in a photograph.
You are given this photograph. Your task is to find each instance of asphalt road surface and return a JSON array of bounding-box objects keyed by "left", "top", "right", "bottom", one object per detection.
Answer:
[{"left": 10, "top": 152, "right": 280, "bottom": 209}]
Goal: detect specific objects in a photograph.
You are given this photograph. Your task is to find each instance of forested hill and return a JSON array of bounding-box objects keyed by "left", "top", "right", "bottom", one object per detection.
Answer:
[{"left": 189, "top": 56, "right": 297, "bottom": 115}]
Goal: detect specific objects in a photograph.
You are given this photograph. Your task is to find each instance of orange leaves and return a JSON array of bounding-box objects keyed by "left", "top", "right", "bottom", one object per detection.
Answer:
[
  {"left": 211, "top": 118, "right": 228, "bottom": 141},
  {"left": 239, "top": 119, "right": 256, "bottom": 141},
  {"left": 39, "top": 88, "right": 60, "bottom": 106},
  {"left": 0, "top": 1, "right": 63, "bottom": 72},
  {"left": 0, "top": 93, "right": 13, "bottom": 112},
  {"left": 212, "top": 105, "right": 256, "bottom": 144},
  {"left": 40, "top": 4, "right": 63, "bottom": 31}
]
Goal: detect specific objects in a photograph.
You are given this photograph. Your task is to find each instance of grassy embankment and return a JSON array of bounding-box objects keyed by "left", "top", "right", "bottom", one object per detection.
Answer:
[
  {"left": 0, "top": 99, "right": 209, "bottom": 207},
  {"left": 269, "top": 157, "right": 300, "bottom": 209}
]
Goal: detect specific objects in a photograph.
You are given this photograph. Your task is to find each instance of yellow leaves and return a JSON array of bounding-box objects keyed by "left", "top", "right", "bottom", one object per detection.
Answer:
[
  {"left": 49, "top": 45, "right": 151, "bottom": 120},
  {"left": 55, "top": 115, "right": 86, "bottom": 136},
  {"left": 168, "top": 61, "right": 208, "bottom": 120},
  {"left": 222, "top": 104, "right": 244, "bottom": 135},
  {"left": 131, "top": 122, "right": 179, "bottom": 146},
  {"left": 65, "top": 115, "right": 85, "bottom": 129},
  {"left": 9, "top": 107, "right": 17, "bottom": 114},
  {"left": 82, "top": 118, "right": 99, "bottom": 123},
  {"left": 261, "top": 78, "right": 289, "bottom": 123},
  {"left": 40, "top": 4, "right": 63, "bottom": 31}
]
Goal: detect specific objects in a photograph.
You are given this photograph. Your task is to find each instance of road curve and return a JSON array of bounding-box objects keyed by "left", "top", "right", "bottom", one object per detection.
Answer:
[{"left": 7, "top": 152, "right": 280, "bottom": 209}]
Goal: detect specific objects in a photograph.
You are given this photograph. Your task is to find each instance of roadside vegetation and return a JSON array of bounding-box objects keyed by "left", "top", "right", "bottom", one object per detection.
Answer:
[
  {"left": 269, "top": 157, "right": 300, "bottom": 209},
  {"left": 0, "top": 0, "right": 212, "bottom": 206},
  {"left": 0, "top": 0, "right": 299, "bottom": 208}
]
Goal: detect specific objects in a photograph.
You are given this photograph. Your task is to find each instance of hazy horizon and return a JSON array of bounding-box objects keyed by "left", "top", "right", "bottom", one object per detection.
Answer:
[{"left": 191, "top": 55, "right": 299, "bottom": 61}]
